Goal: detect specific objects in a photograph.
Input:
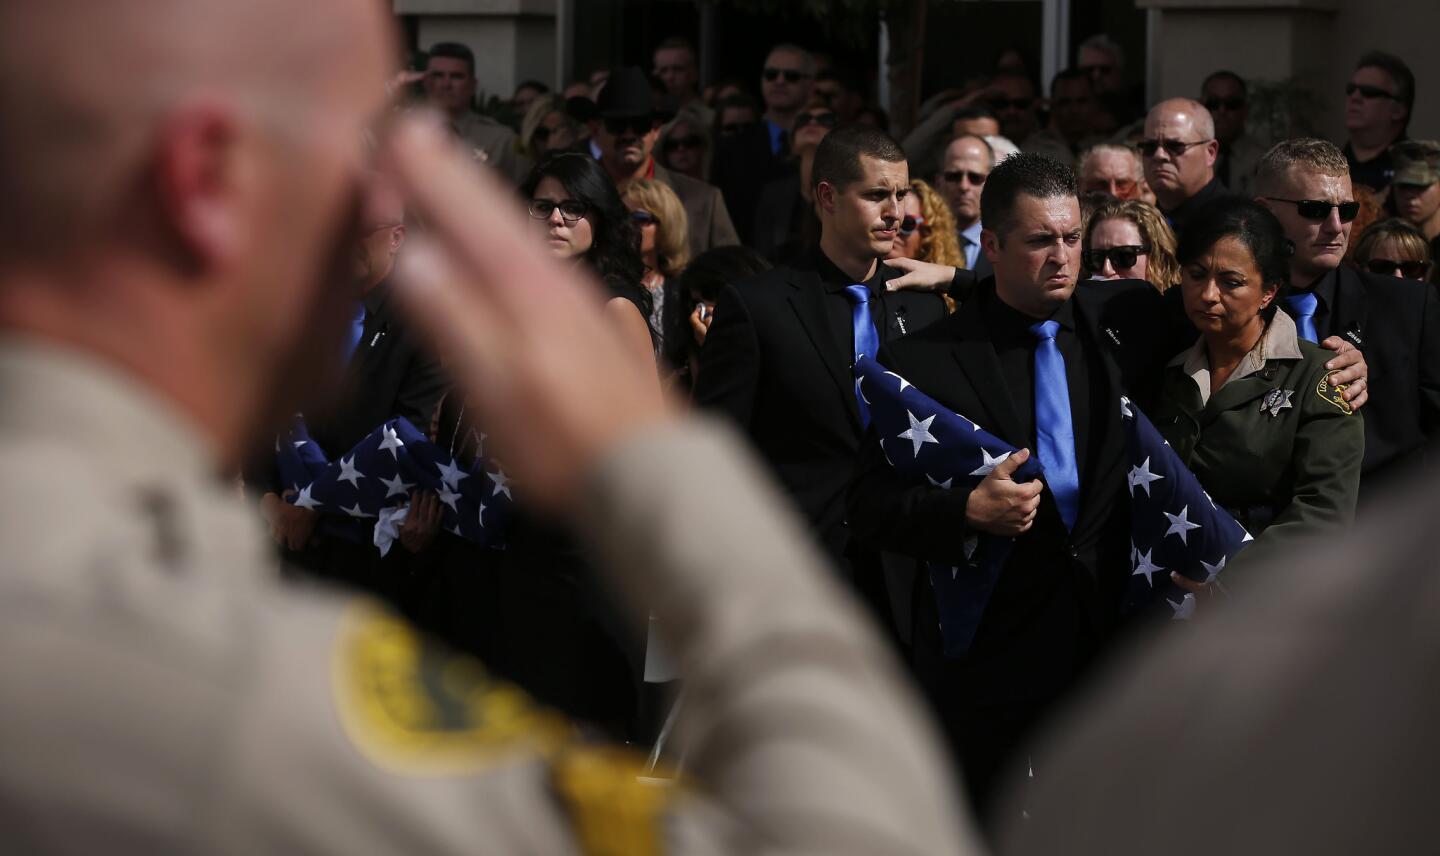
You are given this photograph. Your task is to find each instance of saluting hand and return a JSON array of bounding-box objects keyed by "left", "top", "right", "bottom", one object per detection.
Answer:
[{"left": 964, "top": 447, "right": 1044, "bottom": 536}]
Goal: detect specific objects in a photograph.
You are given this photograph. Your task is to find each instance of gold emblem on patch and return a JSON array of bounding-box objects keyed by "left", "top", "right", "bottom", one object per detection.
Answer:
[
  {"left": 1316, "top": 373, "right": 1353, "bottom": 415},
  {"left": 332, "top": 601, "right": 565, "bottom": 776}
]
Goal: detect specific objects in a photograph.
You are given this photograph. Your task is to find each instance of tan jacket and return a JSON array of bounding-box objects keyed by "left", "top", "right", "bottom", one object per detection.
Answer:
[{"left": 0, "top": 338, "right": 975, "bottom": 855}]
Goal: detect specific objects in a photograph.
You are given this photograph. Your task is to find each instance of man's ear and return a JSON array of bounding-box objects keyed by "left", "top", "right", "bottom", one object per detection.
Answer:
[
  {"left": 154, "top": 102, "right": 245, "bottom": 273},
  {"left": 981, "top": 227, "right": 1001, "bottom": 259},
  {"left": 815, "top": 180, "right": 836, "bottom": 214},
  {"left": 390, "top": 224, "right": 407, "bottom": 253}
]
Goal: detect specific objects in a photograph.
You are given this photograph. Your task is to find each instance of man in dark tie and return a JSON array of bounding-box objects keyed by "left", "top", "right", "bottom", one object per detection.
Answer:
[
  {"left": 1254, "top": 138, "right": 1440, "bottom": 497},
  {"left": 846, "top": 152, "right": 1171, "bottom": 822},
  {"left": 695, "top": 124, "right": 952, "bottom": 595}
]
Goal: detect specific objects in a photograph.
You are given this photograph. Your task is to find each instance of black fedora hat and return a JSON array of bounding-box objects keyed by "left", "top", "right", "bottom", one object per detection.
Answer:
[{"left": 596, "top": 66, "right": 659, "bottom": 118}]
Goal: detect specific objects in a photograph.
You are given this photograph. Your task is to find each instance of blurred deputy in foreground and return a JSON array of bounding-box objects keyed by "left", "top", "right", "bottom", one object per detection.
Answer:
[{"left": 0, "top": 0, "right": 970, "bottom": 852}]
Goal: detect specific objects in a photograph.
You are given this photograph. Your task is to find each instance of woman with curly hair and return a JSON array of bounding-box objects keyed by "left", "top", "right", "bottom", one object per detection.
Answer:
[
  {"left": 884, "top": 179, "right": 965, "bottom": 310},
  {"left": 1083, "top": 197, "right": 1181, "bottom": 293}
]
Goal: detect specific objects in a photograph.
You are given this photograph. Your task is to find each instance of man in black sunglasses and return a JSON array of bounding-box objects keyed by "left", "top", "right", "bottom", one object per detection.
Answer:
[
  {"left": 760, "top": 44, "right": 815, "bottom": 159},
  {"left": 595, "top": 67, "right": 738, "bottom": 256},
  {"left": 1141, "top": 98, "right": 1229, "bottom": 236},
  {"left": 1200, "top": 70, "right": 1264, "bottom": 195},
  {"left": 1254, "top": 138, "right": 1440, "bottom": 498},
  {"left": 1342, "top": 50, "right": 1415, "bottom": 194}
]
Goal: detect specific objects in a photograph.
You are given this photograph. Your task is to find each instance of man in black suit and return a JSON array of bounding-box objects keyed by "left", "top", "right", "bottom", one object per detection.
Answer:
[
  {"left": 695, "top": 125, "right": 952, "bottom": 581},
  {"left": 1254, "top": 138, "right": 1440, "bottom": 497},
  {"left": 846, "top": 153, "right": 1172, "bottom": 822},
  {"left": 250, "top": 182, "right": 447, "bottom": 596}
]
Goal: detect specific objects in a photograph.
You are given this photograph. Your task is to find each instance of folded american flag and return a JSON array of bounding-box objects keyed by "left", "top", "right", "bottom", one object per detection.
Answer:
[{"left": 277, "top": 415, "right": 512, "bottom": 554}]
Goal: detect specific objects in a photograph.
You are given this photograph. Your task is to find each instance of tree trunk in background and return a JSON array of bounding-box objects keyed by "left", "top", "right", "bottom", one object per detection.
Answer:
[{"left": 884, "top": 0, "right": 925, "bottom": 137}]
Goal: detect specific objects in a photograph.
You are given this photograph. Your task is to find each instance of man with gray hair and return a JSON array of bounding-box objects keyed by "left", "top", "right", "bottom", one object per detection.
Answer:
[
  {"left": 1076, "top": 34, "right": 1125, "bottom": 96},
  {"left": 1141, "top": 98, "right": 1229, "bottom": 234},
  {"left": 1078, "top": 143, "right": 1144, "bottom": 200},
  {"left": 1253, "top": 138, "right": 1440, "bottom": 496},
  {"left": 937, "top": 134, "right": 996, "bottom": 276}
]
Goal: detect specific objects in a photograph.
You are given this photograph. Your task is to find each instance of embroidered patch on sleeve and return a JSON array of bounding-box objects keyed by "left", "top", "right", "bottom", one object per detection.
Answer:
[{"left": 1316, "top": 374, "right": 1354, "bottom": 415}]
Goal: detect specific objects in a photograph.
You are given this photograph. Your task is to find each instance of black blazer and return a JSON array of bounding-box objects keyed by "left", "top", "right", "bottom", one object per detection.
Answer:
[
  {"left": 693, "top": 250, "right": 949, "bottom": 565},
  {"left": 846, "top": 278, "right": 1168, "bottom": 703},
  {"left": 1292, "top": 266, "right": 1440, "bottom": 493}
]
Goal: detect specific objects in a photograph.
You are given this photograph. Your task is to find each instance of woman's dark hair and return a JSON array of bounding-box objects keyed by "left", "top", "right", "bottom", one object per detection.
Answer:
[
  {"left": 677, "top": 245, "right": 772, "bottom": 305},
  {"left": 1176, "top": 197, "right": 1291, "bottom": 290},
  {"left": 520, "top": 153, "right": 651, "bottom": 321}
]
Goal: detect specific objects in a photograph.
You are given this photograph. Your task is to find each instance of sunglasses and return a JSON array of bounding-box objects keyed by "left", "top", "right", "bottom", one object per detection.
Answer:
[
  {"left": 941, "top": 169, "right": 988, "bottom": 186},
  {"left": 898, "top": 215, "right": 926, "bottom": 237},
  {"left": 631, "top": 209, "right": 659, "bottom": 226},
  {"left": 1266, "top": 197, "right": 1360, "bottom": 222},
  {"left": 763, "top": 67, "right": 809, "bottom": 83},
  {"left": 603, "top": 115, "right": 658, "bottom": 137},
  {"left": 1366, "top": 258, "right": 1431, "bottom": 278},
  {"left": 795, "top": 111, "right": 837, "bottom": 130},
  {"left": 1082, "top": 178, "right": 1138, "bottom": 197},
  {"left": 664, "top": 135, "right": 704, "bottom": 151},
  {"left": 988, "top": 96, "right": 1034, "bottom": 112},
  {"left": 1345, "top": 82, "right": 1399, "bottom": 101},
  {"left": 720, "top": 121, "right": 754, "bottom": 136},
  {"left": 1083, "top": 245, "right": 1149, "bottom": 272},
  {"left": 528, "top": 198, "right": 589, "bottom": 224},
  {"left": 1204, "top": 97, "right": 1246, "bottom": 112},
  {"left": 1138, "top": 138, "right": 1212, "bottom": 158}
]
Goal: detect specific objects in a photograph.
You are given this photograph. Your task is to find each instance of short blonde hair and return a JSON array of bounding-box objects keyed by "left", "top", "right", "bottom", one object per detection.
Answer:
[
  {"left": 622, "top": 179, "right": 690, "bottom": 277},
  {"left": 1084, "top": 198, "right": 1180, "bottom": 292},
  {"left": 1353, "top": 218, "right": 1433, "bottom": 266},
  {"left": 909, "top": 179, "right": 964, "bottom": 268}
]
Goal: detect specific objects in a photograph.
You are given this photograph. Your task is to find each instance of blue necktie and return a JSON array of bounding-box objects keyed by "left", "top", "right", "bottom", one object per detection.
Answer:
[
  {"left": 1285, "top": 292, "right": 1318, "bottom": 343},
  {"left": 343, "top": 303, "right": 367, "bottom": 364},
  {"left": 1030, "top": 320, "right": 1080, "bottom": 530},
  {"left": 844, "top": 284, "right": 881, "bottom": 428}
]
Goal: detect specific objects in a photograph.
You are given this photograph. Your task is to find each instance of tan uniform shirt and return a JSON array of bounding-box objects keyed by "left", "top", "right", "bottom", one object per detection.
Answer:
[{"left": 0, "top": 338, "right": 976, "bottom": 855}]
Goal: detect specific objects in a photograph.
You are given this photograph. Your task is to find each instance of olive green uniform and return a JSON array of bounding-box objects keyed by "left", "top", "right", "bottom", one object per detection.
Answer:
[{"left": 1150, "top": 310, "right": 1364, "bottom": 571}]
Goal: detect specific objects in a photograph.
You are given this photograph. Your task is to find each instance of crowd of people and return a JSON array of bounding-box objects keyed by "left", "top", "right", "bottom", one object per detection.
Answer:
[{"left": 4, "top": 1, "right": 1440, "bottom": 851}]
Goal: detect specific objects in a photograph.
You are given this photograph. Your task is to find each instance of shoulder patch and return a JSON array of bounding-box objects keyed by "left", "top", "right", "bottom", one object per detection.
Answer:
[
  {"left": 1316, "top": 373, "right": 1354, "bottom": 415},
  {"left": 332, "top": 600, "right": 565, "bottom": 776},
  {"left": 553, "top": 745, "right": 674, "bottom": 856}
]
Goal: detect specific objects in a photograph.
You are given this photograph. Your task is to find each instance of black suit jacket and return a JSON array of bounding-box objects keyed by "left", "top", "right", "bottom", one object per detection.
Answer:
[
  {"left": 693, "top": 250, "right": 949, "bottom": 565},
  {"left": 1291, "top": 266, "right": 1440, "bottom": 492},
  {"left": 846, "top": 278, "right": 1168, "bottom": 704}
]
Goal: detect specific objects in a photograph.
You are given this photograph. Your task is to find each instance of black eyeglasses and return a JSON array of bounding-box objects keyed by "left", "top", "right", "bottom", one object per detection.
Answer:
[
  {"left": 664, "top": 135, "right": 704, "bottom": 151},
  {"left": 898, "top": 215, "right": 926, "bottom": 237},
  {"left": 794, "top": 111, "right": 837, "bottom": 130},
  {"left": 941, "top": 169, "right": 988, "bottom": 186},
  {"left": 1265, "top": 197, "right": 1360, "bottom": 222},
  {"left": 528, "top": 198, "right": 589, "bottom": 224},
  {"left": 1366, "top": 258, "right": 1431, "bottom": 278},
  {"left": 1138, "top": 138, "right": 1212, "bottom": 158},
  {"left": 988, "top": 96, "right": 1034, "bottom": 112},
  {"left": 763, "top": 67, "right": 809, "bottom": 83},
  {"left": 630, "top": 209, "right": 659, "bottom": 226},
  {"left": 603, "top": 115, "right": 658, "bottom": 137},
  {"left": 1082, "top": 245, "right": 1149, "bottom": 272},
  {"left": 1204, "top": 97, "right": 1246, "bottom": 112},
  {"left": 1345, "top": 82, "right": 1399, "bottom": 101}
]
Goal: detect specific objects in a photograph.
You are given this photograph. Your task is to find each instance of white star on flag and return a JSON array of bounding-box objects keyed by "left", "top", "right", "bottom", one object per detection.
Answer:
[
  {"left": 855, "top": 375, "right": 869, "bottom": 404},
  {"left": 293, "top": 485, "right": 322, "bottom": 510},
  {"left": 379, "top": 472, "right": 414, "bottom": 499},
  {"left": 1163, "top": 505, "right": 1202, "bottom": 545},
  {"left": 377, "top": 424, "right": 405, "bottom": 458},
  {"left": 1168, "top": 593, "right": 1197, "bottom": 620},
  {"left": 897, "top": 411, "right": 939, "bottom": 457},
  {"left": 477, "top": 502, "right": 487, "bottom": 527},
  {"left": 337, "top": 455, "right": 365, "bottom": 488},
  {"left": 1200, "top": 555, "right": 1226, "bottom": 582},
  {"left": 435, "top": 458, "right": 469, "bottom": 490},
  {"left": 927, "top": 474, "right": 953, "bottom": 490},
  {"left": 970, "top": 448, "right": 1010, "bottom": 477},
  {"left": 292, "top": 439, "right": 309, "bottom": 449},
  {"left": 883, "top": 371, "right": 912, "bottom": 391},
  {"left": 341, "top": 502, "right": 373, "bottom": 519},
  {"left": 1127, "top": 456, "right": 1164, "bottom": 497},
  {"left": 1132, "top": 548, "right": 1164, "bottom": 586},
  {"left": 437, "top": 483, "right": 462, "bottom": 511},
  {"left": 1120, "top": 396, "right": 1133, "bottom": 418},
  {"left": 489, "top": 469, "right": 512, "bottom": 500},
  {"left": 963, "top": 535, "right": 979, "bottom": 560}
]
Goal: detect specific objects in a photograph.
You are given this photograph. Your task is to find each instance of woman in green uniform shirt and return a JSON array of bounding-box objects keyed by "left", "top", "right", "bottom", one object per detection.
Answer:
[{"left": 1153, "top": 197, "right": 1363, "bottom": 576}]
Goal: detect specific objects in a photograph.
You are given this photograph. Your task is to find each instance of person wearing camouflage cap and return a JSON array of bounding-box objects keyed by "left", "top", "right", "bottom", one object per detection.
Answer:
[{"left": 1390, "top": 139, "right": 1440, "bottom": 262}]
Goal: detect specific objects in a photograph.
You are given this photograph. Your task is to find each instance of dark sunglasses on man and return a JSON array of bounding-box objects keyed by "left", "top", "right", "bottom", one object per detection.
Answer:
[
  {"left": 1265, "top": 197, "right": 1360, "bottom": 222},
  {"left": 1137, "top": 138, "right": 1211, "bottom": 158},
  {"left": 603, "top": 115, "right": 658, "bottom": 138},
  {"left": 720, "top": 121, "right": 755, "bottom": 137},
  {"left": 794, "top": 111, "right": 837, "bottom": 130},
  {"left": 1366, "top": 258, "right": 1432, "bottom": 279},
  {"left": 898, "top": 215, "right": 927, "bottom": 237},
  {"left": 1082, "top": 245, "right": 1148, "bottom": 272},
  {"left": 1204, "top": 97, "right": 1245, "bottom": 113},
  {"left": 988, "top": 96, "right": 1033, "bottom": 113},
  {"left": 528, "top": 199, "right": 589, "bottom": 225},
  {"left": 663, "top": 135, "right": 704, "bottom": 152},
  {"left": 941, "top": 169, "right": 988, "bottom": 186},
  {"left": 763, "top": 67, "right": 808, "bottom": 84},
  {"left": 1345, "top": 82, "right": 1399, "bottom": 101}
]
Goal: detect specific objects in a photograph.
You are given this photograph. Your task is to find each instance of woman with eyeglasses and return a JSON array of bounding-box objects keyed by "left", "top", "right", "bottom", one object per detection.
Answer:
[
  {"left": 1151, "top": 197, "right": 1362, "bottom": 583},
  {"left": 656, "top": 112, "right": 710, "bottom": 183},
  {"left": 1082, "top": 198, "right": 1180, "bottom": 292},
  {"left": 884, "top": 180, "right": 964, "bottom": 311},
  {"left": 622, "top": 179, "right": 692, "bottom": 375},
  {"left": 1351, "top": 218, "right": 1435, "bottom": 283},
  {"left": 751, "top": 100, "right": 838, "bottom": 262}
]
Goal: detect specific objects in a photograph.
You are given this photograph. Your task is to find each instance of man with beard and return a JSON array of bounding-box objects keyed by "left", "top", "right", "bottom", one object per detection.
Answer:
[
  {"left": 594, "top": 66, "right": 738, "bottom": 255},
  {"left": 246, "top": 180, "right": 447, "bottom": 599}
]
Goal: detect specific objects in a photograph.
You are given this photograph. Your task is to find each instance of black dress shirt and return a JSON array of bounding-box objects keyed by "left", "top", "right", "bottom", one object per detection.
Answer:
[{"left": 982, "top": 292, "right": 1091, "bottom": 461}]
